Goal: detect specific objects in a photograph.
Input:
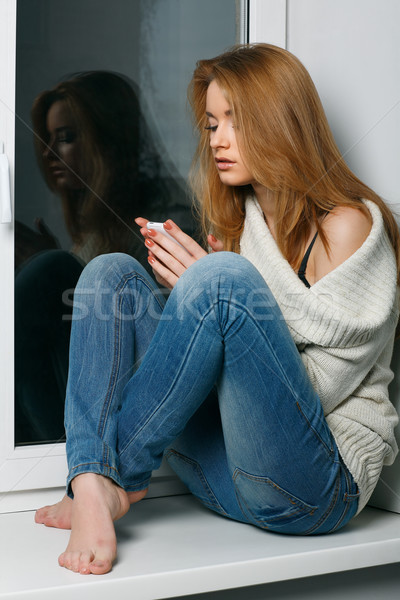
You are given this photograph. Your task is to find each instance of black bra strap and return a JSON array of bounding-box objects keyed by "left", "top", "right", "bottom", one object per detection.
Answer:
[{"left": 298, "top": 230, "right": 319, "bottom": 288}]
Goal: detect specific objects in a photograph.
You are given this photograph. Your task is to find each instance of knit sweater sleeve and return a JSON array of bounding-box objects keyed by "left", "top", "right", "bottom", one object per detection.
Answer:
[{"left": 240, "top": 197, "right": 399, "bottom": 511}]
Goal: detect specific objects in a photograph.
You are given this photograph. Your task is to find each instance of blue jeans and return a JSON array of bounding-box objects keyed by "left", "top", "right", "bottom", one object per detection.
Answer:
[{"left": 65, "top": 252, "right": 359, "bottom": 535}]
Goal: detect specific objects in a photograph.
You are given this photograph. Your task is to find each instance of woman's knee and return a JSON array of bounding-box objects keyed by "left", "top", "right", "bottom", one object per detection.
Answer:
[
  {"left": 175, "top": 252, "right": 270, "bottom": 309},
  {"left": 77, "top": 252, "right": 148, "bottom": 289},
  {"left": 16, "top": 249, "right": 83, "bottom": 291},
  {"left": 166, "top": 252, "right": 275, "bottom": 328},
  {"left": 180, "top": 251, "right": 263, "bottom": 287}
]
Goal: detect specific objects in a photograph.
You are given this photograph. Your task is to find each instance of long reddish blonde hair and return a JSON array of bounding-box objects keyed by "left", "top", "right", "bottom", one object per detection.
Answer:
[{"left": 188, "top": 43, "right": 400, "bottom": 276}]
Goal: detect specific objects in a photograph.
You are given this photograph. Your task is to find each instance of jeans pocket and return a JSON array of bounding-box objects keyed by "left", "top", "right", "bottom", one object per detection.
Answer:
[
  {"left": 165, "top": 449, "right": 227, "bottom": 516},
  {"left": 233, "top": 468, "right": 318, "bottom": 530}
]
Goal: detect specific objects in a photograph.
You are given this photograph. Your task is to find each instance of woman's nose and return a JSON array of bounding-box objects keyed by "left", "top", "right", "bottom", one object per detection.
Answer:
[
  {"left": 210, "top": 125, "right": 229, "bottom": 149},
  {"left": 43, "top": 139, "right": 57, "bottom": 160}
]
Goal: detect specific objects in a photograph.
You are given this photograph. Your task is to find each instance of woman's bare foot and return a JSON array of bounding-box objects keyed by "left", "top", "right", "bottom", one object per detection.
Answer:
[
  {"left": 127, "top": 488, "right": 148, "bottom": 504},
  {"left": 35, "top": 494, "right": 73, "bottom": 529},
  {"left": 58, "top": 473, "right": 130, "bottom": 575},
  {"left": 35, "top": 487, "right": 148, "bottom": 530}
]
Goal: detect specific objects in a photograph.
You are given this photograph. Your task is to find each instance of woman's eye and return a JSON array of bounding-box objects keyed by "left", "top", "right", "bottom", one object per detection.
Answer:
[
  {"left": 56, "top": 129, "right": 76, "bottom": 144},
  {"left": 204, "top": 125, "right": 218, "bottom": 132},
  {"left": 57, "top": 134, "right": 75, "bottom": 144}
]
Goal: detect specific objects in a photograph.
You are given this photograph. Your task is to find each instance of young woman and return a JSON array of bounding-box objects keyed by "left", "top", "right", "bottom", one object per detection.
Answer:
[{"left": 35, "top": 44, "right": 399, "bottom": 576}]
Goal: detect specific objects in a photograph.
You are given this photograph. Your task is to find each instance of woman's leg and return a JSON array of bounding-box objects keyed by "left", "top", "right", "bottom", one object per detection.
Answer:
[
  {"left": 117, "top": 252, "right": 358, "bottom": 534},
  {"left": 36, "top": 252, "right": 165, "bottom": 573},
  {"left": 51, "top": 251, "right": 357, "bottom": 574},
  {"left": 64, "top": 252, "right": 165, "bottom": 493}
]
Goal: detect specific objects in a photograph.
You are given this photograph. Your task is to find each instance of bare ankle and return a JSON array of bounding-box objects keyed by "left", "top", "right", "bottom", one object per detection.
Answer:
[
  {"left": 70, "top": 473, "right": 130, "bottom": 521},
  {"left": 71, "top": 472, "right": 105, "bottom": 492}
]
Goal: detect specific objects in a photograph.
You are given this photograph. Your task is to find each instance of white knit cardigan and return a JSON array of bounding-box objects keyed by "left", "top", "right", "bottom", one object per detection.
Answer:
[{"left": 240, "top": 197, "right": 399, "bottom": 512}]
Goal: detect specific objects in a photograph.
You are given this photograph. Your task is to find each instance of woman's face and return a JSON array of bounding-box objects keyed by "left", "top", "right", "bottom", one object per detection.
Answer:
[
  {"left": 43, "top": 100, "right": 85, "bottom": 191},
  {"left": 205, "top": 80, "right": 255, "bottom": 188}
]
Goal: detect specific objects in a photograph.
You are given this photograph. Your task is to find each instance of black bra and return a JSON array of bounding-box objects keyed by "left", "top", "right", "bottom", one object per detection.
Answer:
[{"left": 298, "top": 231, "right": 319, "bottom": 288}]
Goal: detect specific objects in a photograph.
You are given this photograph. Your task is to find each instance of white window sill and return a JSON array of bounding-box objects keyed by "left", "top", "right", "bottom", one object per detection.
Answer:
[{"left": 1, "top": 494, "right": 400, "bottom": 599}]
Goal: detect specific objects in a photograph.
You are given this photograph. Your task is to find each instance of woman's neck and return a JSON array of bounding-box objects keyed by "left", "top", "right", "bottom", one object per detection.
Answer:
[{"left": 252, "top": 183, "right": 277, "bottom": 237}]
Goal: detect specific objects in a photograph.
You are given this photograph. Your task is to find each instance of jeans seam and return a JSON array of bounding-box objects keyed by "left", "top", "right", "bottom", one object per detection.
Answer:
[
  {"left": 328, "top": 466, "right": 357, "bottom": 533},
  {"left": 166, "top": 449, "right": 228, "bottom": 515},
  {"left": 70, "top": 461, "right": 120, "bottom": 474},
  {"left": 303, "top": 470, "right": 341, "bottom": 534},
  {"left": 124, "top": 478, "right": 151, "bottom": 492},
  {"left": 295, "top": 401, "right": 334, "bottom": 458},
  {"left": 96, "top": 278, "right": 126, "bottom": 438}
]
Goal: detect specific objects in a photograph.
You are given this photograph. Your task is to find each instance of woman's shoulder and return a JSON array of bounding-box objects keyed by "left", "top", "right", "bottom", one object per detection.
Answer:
[
  {"left": 312, "top": 205, "right": 372, "bottom": 283},
  {"left": 322, "top": 205, "right": 372, "bottom": 248}
]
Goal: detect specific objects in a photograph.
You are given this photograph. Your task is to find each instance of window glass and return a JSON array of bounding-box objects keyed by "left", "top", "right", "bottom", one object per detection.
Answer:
[{"left": 14, "top": 0, "right": 241, "bottom": 445}]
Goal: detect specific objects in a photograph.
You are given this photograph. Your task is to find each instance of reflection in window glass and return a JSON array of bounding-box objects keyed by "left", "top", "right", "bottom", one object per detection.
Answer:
[{"left": 14, "top": 0, "right": 241, "bottom": 445}]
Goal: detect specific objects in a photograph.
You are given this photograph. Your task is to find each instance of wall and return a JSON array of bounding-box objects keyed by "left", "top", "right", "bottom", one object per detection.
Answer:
[{"left": 286, "top": 0, "right": 400, "bottom": 214}]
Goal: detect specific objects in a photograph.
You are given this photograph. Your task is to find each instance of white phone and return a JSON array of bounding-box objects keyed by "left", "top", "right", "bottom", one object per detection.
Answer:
[{"left": 146, "top": 221, "right": 186, "bottom": 250}]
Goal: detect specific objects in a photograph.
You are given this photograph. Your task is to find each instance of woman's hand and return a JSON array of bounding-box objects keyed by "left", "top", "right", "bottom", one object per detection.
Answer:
[{"left": 135, "top": 217, "right": 222, "bottom": 289}]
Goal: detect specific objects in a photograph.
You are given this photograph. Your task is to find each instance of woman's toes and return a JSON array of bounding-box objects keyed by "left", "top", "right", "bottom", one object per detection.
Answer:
[
  {"left": 34, "top": 506, "right": 48, "bottom": 523},
  {"left": 79, "top": 565, "right": 91, "bottom": 575},
  {"left": 59, "top": 550, "right": 112, "bottom": 575},
  {"left": 78, "top": 551, "right": 94, "bottom": 575},
  {"left": 35, "top": 496, "right": 72, "bottom": 529},
  {"left": 36, "top": 511, "right": 54, "bottom": 527},
  {"left": 58, "top": 552, "right": 66, "bottom": 568},
  {"left": 89, "top": 558, "right": 112, "bottom": 575},
  {"left": 61, "top": 554, "right": 71, "bottom": 570},
  {"left": 64, "top": 557, "right": 74, "bottom": 571},
  {"left": 70, "top": 553, "right": 82, "bottom": 573}
]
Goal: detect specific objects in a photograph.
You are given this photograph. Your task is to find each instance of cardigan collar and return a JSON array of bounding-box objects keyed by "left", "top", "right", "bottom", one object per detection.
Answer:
[{"left": 240, "top": 196, "right": 399, "bottom": 347}]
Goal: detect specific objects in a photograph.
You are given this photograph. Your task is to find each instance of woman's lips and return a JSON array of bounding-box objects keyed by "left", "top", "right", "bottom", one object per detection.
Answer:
[
  {"left": 216, "top": 157, "right": 235, "bottom": 170},
  {"left": 49, "top": 165, "right": 65, "bottom": 176}
]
